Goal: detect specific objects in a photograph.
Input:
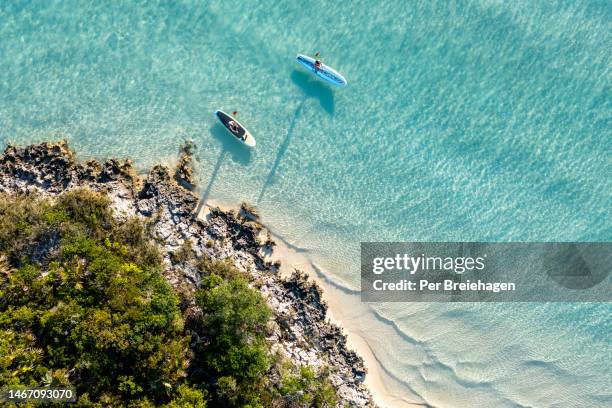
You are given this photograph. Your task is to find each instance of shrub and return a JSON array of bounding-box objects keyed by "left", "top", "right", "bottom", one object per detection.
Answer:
[
  {"left": 195, "top": 277, "right": 271, "bottom": 380},
  {"left": 0, "top": 191, "right": 190, "bottom": 406},
  {"left": 193, "top": 271, "right": 273, "bottom": 406},
  {"left": 279, "top": 365, "right": 338, "bottom": 407},
  {"left": 196, "top": 258, "right": 243, "bottom": 281},
  {"left": 172, "top": 240, "right": 195, "bottom": 265}
]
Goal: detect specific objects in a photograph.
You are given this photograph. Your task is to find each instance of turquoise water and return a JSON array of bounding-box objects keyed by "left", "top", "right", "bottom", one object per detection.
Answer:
[{"left": 1, "top": 0, "right": 610, "bottom": 406}]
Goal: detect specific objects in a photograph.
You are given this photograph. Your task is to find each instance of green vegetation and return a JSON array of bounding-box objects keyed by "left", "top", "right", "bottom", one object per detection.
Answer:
[
  {"left": 0, "top": 190, "right": 338, "bottom": 407},
  {"left": 194, "top": 274, "right": 271, "bottom": 406},
  {"left": 280, "top": 365, "right": 338, "bottom": 407},
  {"left": 0, "top": 190, "right": 198, "bottom": 407}
]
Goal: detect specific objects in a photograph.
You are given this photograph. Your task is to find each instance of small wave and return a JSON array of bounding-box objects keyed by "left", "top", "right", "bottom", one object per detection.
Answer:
[
  {"left": 357, "top": 335, "right": 434, "bottom": 408},
  {"left": 309, "top": 262, "right": 361, "bottom": 295},
  {"left": 270, "top": 231, "right": 311, "bottom": 254}
]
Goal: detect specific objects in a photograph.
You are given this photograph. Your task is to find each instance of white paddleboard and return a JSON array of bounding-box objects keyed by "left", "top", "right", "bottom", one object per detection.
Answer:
[{"left": 215, "top": 110, "right": 256, "bottom": 147}]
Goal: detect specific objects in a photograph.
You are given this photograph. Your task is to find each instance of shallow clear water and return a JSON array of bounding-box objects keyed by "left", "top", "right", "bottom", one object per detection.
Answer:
[{"left": 1, "top": 0, "right": 610, "bottom": 406}]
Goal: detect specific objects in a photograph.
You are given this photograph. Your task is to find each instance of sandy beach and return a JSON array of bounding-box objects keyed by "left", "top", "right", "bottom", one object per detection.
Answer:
[
  {"left": 270, "top": 235, "right": 423, "bottom": 408},
  {"left": 201, "top": 199, "right": 421, "bottom": 408}
]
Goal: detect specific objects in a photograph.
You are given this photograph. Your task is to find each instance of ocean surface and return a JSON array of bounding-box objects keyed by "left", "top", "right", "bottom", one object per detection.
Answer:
[{"left": 1, "top": 1, "right": 610, "bottom": 406}]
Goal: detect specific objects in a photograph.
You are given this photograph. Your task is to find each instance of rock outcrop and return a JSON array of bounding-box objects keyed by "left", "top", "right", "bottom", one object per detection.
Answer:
[
  {"left": 0, "top": 141, "right": 374, "bottom": 407},
  {"left": 174, "top": 140, "right": 197, "bottom": 190}
]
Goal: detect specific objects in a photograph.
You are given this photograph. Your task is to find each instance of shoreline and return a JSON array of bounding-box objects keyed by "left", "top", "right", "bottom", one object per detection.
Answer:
[
  {"left": 0, "top": 140, "right": 376, "bottom": 407},
  {"left": 268, "top": 231, "right": 424, "bottom": 408},
  {"left": 202, "top": 197, "right": 423, "bottom": 408}
]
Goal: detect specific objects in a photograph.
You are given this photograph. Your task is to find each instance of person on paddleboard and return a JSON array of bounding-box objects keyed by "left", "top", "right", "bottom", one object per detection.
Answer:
[
  {"left": 228, "top": 111, "right": 240, "bottom": 134},
  {"left": 314, "top": 52, "right": 322, "bottom": 71}
]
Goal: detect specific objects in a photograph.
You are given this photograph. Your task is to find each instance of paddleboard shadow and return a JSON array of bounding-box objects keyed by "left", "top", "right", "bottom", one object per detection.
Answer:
[
  {"left": 210, "top": 123, "right": 252, "bottom": 165},
  {"left": 198, "top": 150, "right": 226, "bottom": 209},
  {"left": 258, "top": 99, "right": 306, "bottom": 203},
  {"left": 291, "top": 70, "right": 334, "bottom": 115}
]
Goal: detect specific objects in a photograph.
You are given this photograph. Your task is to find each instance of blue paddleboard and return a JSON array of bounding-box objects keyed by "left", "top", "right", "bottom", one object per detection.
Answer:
[{"left": 296, "top": 54, "right": 347, "bottom": 87}]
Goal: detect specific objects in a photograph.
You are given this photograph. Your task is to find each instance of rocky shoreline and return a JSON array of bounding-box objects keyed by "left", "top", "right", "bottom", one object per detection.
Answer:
[{"left": 0, "top": 140, "right": 374, "bottom": 407}]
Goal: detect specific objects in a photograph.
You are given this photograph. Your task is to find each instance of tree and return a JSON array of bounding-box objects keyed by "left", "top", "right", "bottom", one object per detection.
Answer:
[
  {"left": 0, "top": 191, "right": 194, "bottom": 406},
  {"left": 194, "top": 274, "right": 272, "bottom": 406}
]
